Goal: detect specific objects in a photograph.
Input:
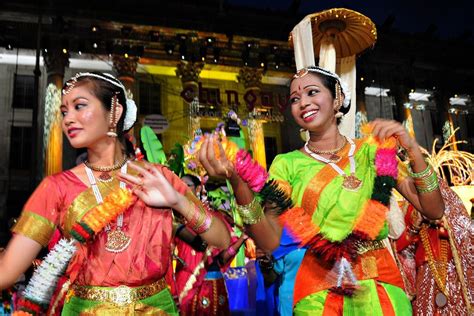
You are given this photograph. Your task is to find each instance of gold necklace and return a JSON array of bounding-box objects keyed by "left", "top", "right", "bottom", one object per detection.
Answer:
[
  {"left": 307, "top": 136, "right": 347, "bottom": 163},
  {"left": 83, "top": 156, "right": 128, "bottom": 182}
]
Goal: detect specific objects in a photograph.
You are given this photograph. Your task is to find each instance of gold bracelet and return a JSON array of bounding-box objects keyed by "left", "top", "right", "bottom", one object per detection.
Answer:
[{"left": 236, "top": 197, "right": 264, "bottom": 225}]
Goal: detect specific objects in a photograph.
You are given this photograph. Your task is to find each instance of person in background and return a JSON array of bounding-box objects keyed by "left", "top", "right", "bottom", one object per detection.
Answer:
[{"left": 174, "top": 174, "right": 246, "bottom": 315}]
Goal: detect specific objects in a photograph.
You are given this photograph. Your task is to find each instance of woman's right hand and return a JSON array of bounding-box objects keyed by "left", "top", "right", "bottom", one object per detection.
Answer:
[
  {"left": 198, "top": 134, "right": 235, "bottom": 180},
  {"left": 118, "top": 162, "right": 181, "bottom": 209}
]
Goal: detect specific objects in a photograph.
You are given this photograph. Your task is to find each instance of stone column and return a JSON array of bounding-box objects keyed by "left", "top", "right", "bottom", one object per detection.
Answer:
[
  {"left": 237, "top": 67, "right": 266, "bottom": 168},
  {"left": 175, "top": 61, "right": 205, "bottom": 136},
  {"left": 43, "top": 47, "right": 69, "bottom": 175}
]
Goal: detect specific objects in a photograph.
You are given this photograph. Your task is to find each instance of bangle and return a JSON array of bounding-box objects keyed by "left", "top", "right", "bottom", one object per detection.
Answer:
[
  {"left": 194, "top": 215, "right": 212, "bottom": 235},
  {"left": 236, "top": 197, "right": 264, "bottom": 225},
  {"left": 408, "top": 163, "right": 439, "bottom": 194},
  {"left": 186, "top": 197, "right": 213, "bottom": 234}
]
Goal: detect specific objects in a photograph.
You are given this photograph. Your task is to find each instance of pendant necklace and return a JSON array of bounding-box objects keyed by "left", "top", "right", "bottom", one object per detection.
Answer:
[
  {"left": 304, "top": 137, "right": 362, "bottom": 191},
  {"left": 85, "top": 162, "right": 132, "bottom": 253},
  {"left": 306, "top": 136, "right": 347, "bottom": 163},
  {"left": 83, "top": 156, "right": 128, "bottom": 183}
]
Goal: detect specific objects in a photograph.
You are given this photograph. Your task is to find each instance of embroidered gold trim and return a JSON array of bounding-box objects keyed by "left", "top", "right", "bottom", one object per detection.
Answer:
[
  {"left": 71, "top": 278, "right": 167, "bottom": 307},
  {"left": 12, "top": 211, "right": 55, "bottom": 247}
]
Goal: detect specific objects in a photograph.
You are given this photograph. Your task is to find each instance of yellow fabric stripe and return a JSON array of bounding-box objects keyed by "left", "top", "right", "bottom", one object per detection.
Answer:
[{"left": 12, "top": 211, "right": 55, "bottom": 247}]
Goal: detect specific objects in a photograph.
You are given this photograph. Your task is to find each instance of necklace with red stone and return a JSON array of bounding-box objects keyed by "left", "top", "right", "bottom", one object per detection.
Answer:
[
  {"left": 306, "top": 136, "right": 347, "bottom": 163},
  {"left": 83, "top": 156, "right": 128, "bottom": 183}
]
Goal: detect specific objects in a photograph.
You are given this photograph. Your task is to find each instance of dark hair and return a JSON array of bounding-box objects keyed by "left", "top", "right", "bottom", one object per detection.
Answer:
[
  {"left": 62, "top": 72, "right": 135, "bottom": 156},
  {"left": 182, "top": 174, "right": 201, "bottom": 187}
]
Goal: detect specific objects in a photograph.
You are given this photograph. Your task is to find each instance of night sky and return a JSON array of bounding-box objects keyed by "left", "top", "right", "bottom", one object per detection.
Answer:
[{"left": 228, "top": 0, "right": 473, "bottom": 40}]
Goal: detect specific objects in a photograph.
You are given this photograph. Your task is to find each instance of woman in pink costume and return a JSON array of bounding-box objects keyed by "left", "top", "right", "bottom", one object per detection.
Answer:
[{"left": 0, "top": 72, "right": 230, "bottom": 315}]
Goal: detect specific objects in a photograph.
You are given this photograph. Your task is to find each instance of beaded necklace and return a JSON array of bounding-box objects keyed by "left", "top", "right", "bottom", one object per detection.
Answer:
[{"left": 84, "top": 162, "right": 131, "bottom": 253}]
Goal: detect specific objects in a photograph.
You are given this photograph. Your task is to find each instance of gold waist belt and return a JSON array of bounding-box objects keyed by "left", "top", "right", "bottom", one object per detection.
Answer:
[
  {"left": 355, "top": 239, "right": 385, "bottom": 255},
  {"left": 71, "top": 278, "right": 167, "bottom": 307}
]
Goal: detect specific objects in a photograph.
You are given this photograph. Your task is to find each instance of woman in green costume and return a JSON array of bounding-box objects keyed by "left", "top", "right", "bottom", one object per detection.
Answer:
[{"left": 198, "top": 66, "right": 445, "bottom": 315}]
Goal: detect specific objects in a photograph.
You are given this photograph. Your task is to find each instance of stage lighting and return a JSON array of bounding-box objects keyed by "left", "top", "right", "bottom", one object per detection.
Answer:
[{"left": 213, "top": 47, "right": 220, "bottom": 63}]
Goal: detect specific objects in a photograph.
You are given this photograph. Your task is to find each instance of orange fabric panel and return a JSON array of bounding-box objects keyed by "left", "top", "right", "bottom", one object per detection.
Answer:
[
  {"left": 322, "top": 292, "right": 344, "bottom": 316},
  {"left": 376, "top": 283, "right": 396, "bottom": 316},
  {"left": 293, "top": 248, "right": 405, "bottom": 306}
]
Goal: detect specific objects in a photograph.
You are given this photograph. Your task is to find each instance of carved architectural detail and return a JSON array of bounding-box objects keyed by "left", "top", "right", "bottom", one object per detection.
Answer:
[
  {"left": 175, "top": 61, "right": 204, "bottom": 85},
  {"left": 43, "top": 49, "right": 70, "bottom": 78},
  {"left": 237, "top": 66, "right": 263, "bottom": 89},
  {"left": 113, "top": 55, "right": 139, "bottom": 79}
]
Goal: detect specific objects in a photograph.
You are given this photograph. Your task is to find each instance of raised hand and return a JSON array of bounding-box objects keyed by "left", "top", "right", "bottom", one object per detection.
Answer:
[
  {"left": 118, "top": 161, "right": 181, "bottom": 208},
  {"left": 197, "top": 134, "right": 235, "bottom": 179},
  {"left": 371, "top": 119, "right": 417, "bottom": 152}
]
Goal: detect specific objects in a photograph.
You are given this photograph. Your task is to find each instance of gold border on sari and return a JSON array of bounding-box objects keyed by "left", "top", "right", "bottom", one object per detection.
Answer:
[
  {"left": 301, "top": 139, "right": 364, "bottom": 217},
  {"left": 12, "top": 211, "right": 55, "bottom": 247}
]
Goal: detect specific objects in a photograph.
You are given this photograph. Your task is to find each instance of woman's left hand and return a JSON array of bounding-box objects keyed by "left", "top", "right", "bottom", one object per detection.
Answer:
[
  {"left": 371, "top": 119, "right": 417, "bottom": 152},
  {"left": 118, "top": 161, "right": 181, "bottom": 208}
]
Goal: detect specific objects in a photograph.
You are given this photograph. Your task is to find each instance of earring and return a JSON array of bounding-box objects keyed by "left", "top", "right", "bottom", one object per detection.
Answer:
[
  {"left": 334, "top": 82, "right": 344, "bottom": 118},
  {"left": 107, "top": 95, "right": 118, "bottom": 137},
  {"left": 300, "top": 128, "right": 310, "bottom": 142}
]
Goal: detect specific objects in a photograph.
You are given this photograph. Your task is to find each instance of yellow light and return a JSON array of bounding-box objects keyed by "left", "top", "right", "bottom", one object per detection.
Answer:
[
  {"left": 454, "top": 94, "right": 458, "bottom": 98},
  {"left": 411, "top": 89, "right": 414, "bottom": 93},
  {"left": 124, "top": 53, "right": 129, "bottom": 58},
  {"left": 62, "top": 48, "right": 67, "bottom": 54},
  {"left": 140, "top": 65, "right": 239, "bottom": 81},
  {"left": 260, "top": 62, "right": 264, "bottom": 67},
  {"left": 360, "top": 77, "right": 364, "bottom": 81}
]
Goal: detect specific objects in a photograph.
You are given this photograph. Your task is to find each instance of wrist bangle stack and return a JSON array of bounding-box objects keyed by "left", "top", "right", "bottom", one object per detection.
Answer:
[
  {"left": 236, "top": 197, "right": 264, "bottom": 225},
  {"left": 409, "top": 163, "right": 439, "bottom": 194},
  {"left": 186, "top": 199, "right": 213, "bottom": 235}
]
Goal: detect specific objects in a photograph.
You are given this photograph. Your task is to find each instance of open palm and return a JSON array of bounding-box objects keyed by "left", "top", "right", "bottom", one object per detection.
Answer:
[{"left": 118, "top": 162, "right": 180, "bottom": 208}]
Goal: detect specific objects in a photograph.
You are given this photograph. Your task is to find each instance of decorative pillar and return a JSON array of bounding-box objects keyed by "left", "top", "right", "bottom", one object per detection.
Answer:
[
  {"left": 175, "top": 61, "right": 204, "bottom": 136},
  {"left": 112, "top": 55, "right": 138, "bottom": 93},
  {"left": 237, "top": 66, "right": 266, "bottom": 169},
  {"left": 113, "top": 55, "right": 138, "bottom": 137},
  {"left": 43, "top": 48, "right": 69, "bottom": 175}
]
